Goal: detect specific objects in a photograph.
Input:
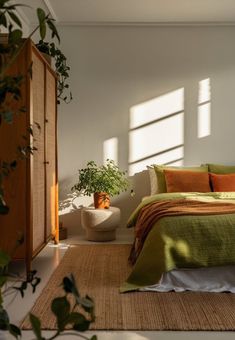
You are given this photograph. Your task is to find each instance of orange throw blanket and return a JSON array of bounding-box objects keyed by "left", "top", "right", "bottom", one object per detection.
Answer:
[{"left": 129, "top": 199, "right": 235, "bottom": 264}]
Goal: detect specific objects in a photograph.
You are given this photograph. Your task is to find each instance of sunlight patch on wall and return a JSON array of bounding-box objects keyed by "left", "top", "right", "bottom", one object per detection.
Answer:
[
  {"left": 129, "top": 114, "right": 184, "bottom": 163},
  {"left": 103, "top": 137, "right": 118, "bottom": 164},
  {"left": 129, "top": 146, "right": 184, "bottom": 176},
  {"left": 130, "top": 88, "right": 184, "bottom": 129},
  {"left": 198, "top": 78, "right": 211, "bottom": 139},
  {"left": 129, "top": 88, "right": 185, "bottom": 175}
]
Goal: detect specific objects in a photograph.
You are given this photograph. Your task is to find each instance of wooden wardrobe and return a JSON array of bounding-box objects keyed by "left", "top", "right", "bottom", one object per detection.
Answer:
[{"left": 0, "top": 39, "right": 59, "bottom": 274}]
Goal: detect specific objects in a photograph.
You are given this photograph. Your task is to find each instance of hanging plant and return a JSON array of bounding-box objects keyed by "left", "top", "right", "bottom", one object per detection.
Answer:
[{"left": 36, "top": 40, "right": 72, "bottom": 104}]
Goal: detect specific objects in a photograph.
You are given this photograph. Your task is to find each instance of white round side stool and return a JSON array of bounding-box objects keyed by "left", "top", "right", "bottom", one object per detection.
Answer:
[{"left": 81, "top": 206, "right": 121, "bottom": 241}]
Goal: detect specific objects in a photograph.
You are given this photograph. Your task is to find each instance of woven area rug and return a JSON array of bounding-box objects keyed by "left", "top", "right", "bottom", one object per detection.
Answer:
[{"left": 22, "top": 244, "right": 235, "bottom": 331}]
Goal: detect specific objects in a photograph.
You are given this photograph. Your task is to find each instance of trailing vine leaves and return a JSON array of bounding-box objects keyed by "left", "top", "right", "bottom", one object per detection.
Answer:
[{"left": 36, "top": 40, "right": 72, "bottom": 104}]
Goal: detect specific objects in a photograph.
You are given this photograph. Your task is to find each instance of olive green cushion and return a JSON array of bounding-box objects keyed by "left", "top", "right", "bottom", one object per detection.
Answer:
[
  {"left": 153, "top": 165, "right": 209, "bottom": 193},
  {"left": 207, "top": 163, "right": 235, "bottom": 174}
]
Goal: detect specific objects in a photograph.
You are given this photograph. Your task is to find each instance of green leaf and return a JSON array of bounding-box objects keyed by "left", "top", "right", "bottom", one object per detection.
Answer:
[
  {"left": 29, "top": 313, "right": 42, "bottom": 340},
  {"left": 39, "top": 21, "right": 46, "bottom": 41},
  {"left": 47, "top": 19, "right": 60, "bottom": 43},
  {"left": 0, "top": 307, "right": 9, "bottom": 330},
  {"left": 90, "top": 336, "right": 98, "bottom": 340},
  {"left": 37, "top": 8, "right": 46, "bottom": 40},
  {"left": 62, "top": 274, "right": 80, "bottom": 298},
  {"left": 8, "top": 29, "right": 22, "bottom": 44},
  {"left": 0, "top": 11, "right": 7, "bottom": 27},
  {"left": 31, "top": 276, "right": 41, "bottom": 293},
  {"left": 62, "top": 276, "right": 73, "bottom": 293},
  {"left": 73, "top": 318, "right": 90, "bottom": 332},
  {"left": 8, "top": 11, "right": 22, "bottom": 28},
  {"left": 67, "top": 312, "right": 86, "bottom": 325},
  {"left": 37, "top": 8, "right": 45, "bottom": 23},
  {"left": 13, "top": 287, "right": 24, "bottom": 298},
  {"left": 0, "top": 250, "right": 10, "bottom": 267},
  {"left": 8, "top": 324, "right": 21, "bottom": 339},
  {"left": 51, "top": 296, "right": 70, "bottom": 330}
]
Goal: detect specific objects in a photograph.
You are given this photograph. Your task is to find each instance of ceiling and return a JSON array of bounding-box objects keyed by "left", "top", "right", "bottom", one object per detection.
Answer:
[{"left": 17, "top": 0, "right": 235, "bottom": 26}]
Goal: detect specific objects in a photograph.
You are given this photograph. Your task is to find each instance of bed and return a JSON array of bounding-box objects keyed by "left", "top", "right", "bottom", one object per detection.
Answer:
[{"left": 121, "top": 168, "right": 235, "bottom": 293}]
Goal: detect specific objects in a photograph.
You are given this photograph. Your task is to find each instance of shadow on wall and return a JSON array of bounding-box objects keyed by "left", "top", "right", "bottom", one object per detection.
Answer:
[
  {"left": 59, "top": 175, "right": 93, "bottom": 235},
  {"left": 59, "top": 79, "right": 212, "bottom": 232}
]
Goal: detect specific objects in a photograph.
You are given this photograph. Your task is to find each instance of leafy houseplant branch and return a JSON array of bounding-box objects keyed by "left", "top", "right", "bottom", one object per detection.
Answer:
[
  {"left": 71, "top": 159, "right": 129, "bottom": 199},
  {"left": 0, "top": 12, "right": 56, "bottom": 79}
]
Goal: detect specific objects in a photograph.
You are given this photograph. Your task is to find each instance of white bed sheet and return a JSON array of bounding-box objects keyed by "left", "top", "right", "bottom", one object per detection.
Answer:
[{"left": 140, "top": 265, "right": 235, "bottom": 292}]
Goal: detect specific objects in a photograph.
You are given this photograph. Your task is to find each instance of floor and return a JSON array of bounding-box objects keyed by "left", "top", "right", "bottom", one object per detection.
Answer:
[{"left": 3, "top": 228, "right": 235, "bottom": 340}]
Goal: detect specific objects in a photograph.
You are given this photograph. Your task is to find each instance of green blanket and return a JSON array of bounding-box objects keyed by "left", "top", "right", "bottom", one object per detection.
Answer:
[{"left": 121, "top": 192, "right": 235, "bottom": 292}]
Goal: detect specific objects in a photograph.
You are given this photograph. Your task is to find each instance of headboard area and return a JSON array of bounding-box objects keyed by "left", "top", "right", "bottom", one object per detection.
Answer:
[{"left": 131, "top": 169, "right": 151, "bottom": 201}]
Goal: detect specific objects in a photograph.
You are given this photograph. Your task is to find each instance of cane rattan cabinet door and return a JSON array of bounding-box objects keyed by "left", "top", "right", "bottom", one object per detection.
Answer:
[
  {"left": 0, "top": 46, "right": 28, "bottom": 259},
  {"left": 31, "top": 51, "right": 46, "bottom": 252},
  {"left": 45, "top": 67, "right": 57, "bottom": 239}
]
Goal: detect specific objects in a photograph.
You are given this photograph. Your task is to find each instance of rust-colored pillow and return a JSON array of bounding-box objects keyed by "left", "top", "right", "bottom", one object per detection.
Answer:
[
  {"left": 210, "top": 173, "right": 235, "bottom": 192},
  {"left": 164, "top": 169, "right": 211, "bottom": 193}
]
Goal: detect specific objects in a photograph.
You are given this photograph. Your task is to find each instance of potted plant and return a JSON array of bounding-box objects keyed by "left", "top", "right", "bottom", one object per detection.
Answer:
[
  {"left": 71, "top": 160, "right": 129, "bottom": 209},
  {"left": 36, "top": 40, "right": 72, "bottom": 104}
]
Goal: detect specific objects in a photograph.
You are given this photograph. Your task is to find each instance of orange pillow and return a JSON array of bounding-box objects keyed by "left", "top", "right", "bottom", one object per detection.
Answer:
[
  {"left": 164, "top": 169, "right": 211, "bottom": 193},
  {"left": 210, "top": 173, "right": 235, "bottom": 192}
]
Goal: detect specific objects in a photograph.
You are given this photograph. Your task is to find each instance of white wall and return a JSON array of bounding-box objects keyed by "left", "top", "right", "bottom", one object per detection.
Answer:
[{"left": 57, "top": 25, "right": 235, "bottom": 232}]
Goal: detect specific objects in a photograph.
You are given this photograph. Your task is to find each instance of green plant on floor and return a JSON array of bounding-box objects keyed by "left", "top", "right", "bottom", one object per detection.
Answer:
[
  {"left": 72, "top": 159, "right": 129, "bottom": 197},
  {"left": 29, "top": 274, "right": 96, "bottom": 340},
  {"left": 0, "top": 255, "right": 96, "bottom": 340},
  {"left": 0, "top": 1, "right": 96, "bottom": 339},
  {"left": 36, "top": 39, "right": 72, "bottom": 104}
]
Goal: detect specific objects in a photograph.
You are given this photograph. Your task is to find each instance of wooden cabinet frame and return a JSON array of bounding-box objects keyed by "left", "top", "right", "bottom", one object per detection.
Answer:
[{"left": 0, "top": 39, "right": 59, "bottom": 275}]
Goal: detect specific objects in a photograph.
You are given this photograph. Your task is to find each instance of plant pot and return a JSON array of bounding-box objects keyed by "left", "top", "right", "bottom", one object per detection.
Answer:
[{"left": 94, "top": 192, "right": 110, "bottom": 209}]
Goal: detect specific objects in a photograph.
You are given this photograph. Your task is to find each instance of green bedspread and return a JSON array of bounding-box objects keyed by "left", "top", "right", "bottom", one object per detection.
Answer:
[{"left": 121, "top": 192, "right": 235, "bottom": 292}]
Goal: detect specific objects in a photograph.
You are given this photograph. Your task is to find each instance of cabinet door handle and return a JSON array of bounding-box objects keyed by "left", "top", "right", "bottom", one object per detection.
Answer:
[
  {"left": 45, "top": 118, "right": 49, "bottom": 123},
  {"left": 44, "top": 161, "right": 49, "bottom": 164}
]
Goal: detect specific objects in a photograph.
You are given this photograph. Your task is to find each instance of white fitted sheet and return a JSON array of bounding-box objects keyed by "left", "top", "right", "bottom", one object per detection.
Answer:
[{"left": 140, "top": 265, "right": 235, "bottom": 292}]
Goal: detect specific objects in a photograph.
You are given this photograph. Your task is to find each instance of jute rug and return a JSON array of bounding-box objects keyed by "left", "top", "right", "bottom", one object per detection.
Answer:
[{"left": 22, "top": 244, "right": 235, "bottom": 330}]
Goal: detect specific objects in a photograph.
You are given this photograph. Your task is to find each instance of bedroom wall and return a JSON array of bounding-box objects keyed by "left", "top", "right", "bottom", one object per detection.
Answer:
[{"left": 57, "top": 25, "right": 235, "bottom": 232}]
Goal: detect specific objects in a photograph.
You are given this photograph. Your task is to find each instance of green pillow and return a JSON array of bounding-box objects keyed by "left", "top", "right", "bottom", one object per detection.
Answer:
[
  {"left": 207, "top": 163, "right": 235, "bottom": 174},
  {"left": 153, "top": 165, "right": 209, "bottom": 193}
]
